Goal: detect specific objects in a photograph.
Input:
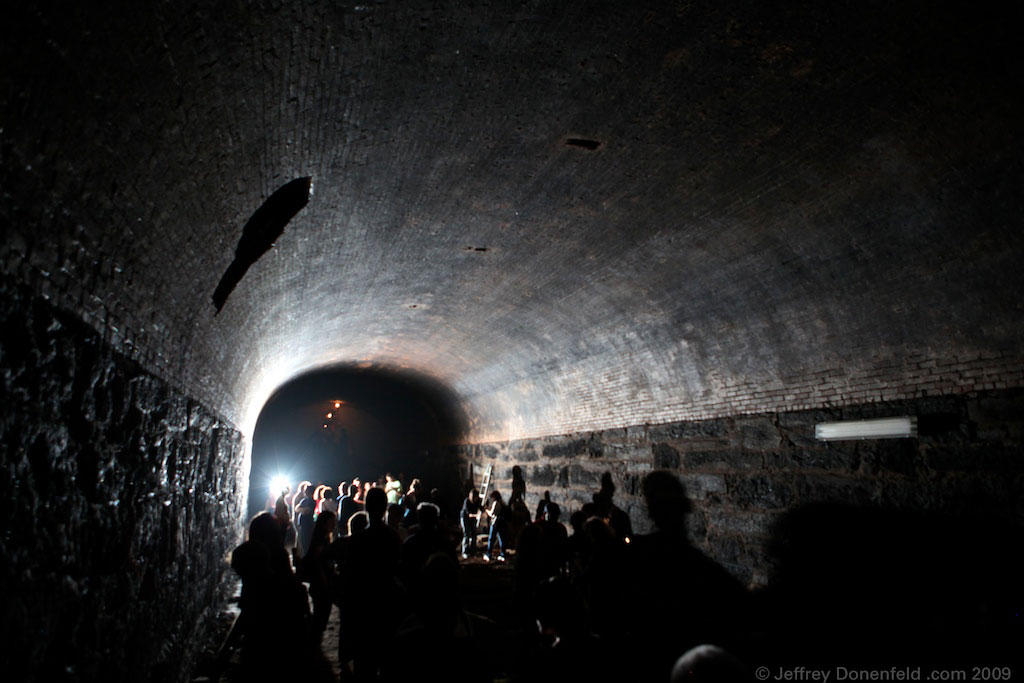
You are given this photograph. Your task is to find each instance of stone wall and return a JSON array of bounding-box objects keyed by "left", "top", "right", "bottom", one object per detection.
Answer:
[
  {"left": 0, "top": 273, "right": 247, "bottom": 683},
  {"left": 457, "top": 390, "right": 1024, "bottom": 587}
]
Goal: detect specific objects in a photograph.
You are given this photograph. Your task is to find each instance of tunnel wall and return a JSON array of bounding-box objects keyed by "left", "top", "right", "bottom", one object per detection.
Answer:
[
  {"left": 0, "top": 273, "right": 247, "bottom": 683},
  {"left": 457, "top": 389, "right": 1024, "bottom": 587},
  {"left": 464, "top": 349, "right": 1024, "bottom": 442}
]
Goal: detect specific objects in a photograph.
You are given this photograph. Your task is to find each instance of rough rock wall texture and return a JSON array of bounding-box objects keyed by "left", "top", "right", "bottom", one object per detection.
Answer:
[
  {"left": 0, "top": 273, "right": 247, "bottom": 683},
  {"left": 458, "top": 389, "right": 1024, "bottom": 587}
]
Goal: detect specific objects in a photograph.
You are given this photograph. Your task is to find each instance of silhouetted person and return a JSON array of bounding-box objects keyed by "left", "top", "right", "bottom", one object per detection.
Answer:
[
  {"left": 408, "top": 477, "right": 425, "bottom": 501},
  {"left": 229, "top": 513, "right": 314, "bottom": 679},
  {"left": 291, "top": 480, "right": 312, "bottom": 514},
  {"left": 347, "top": 510, "right": 369, "bottom": 535},
  {"left": 566, "top": 509, "right": 589, "bottom": 579},
  {"left": 515, "top": 501, "right": 570, "bottom": 625},
  {"left": 460, "top": 489, "right": 482, "bottom": 557},
  {"left": 399, "top": 502, "right": 457, "bottom": 594},
  {"left": 327, "top": 511, "right": 370, "bottom": 625},
  {"left": 630, "top": 471, "right": 748, "bottom": 680},
  {"left": 352, "top": 476, "right": 365, "bottom": 505},
  {"left": 386, "top": 502, "right": 409, "bottom": 541},
  {"left": 429, "top": 487, "right": 448, "bottom": 519},
  {"left": 294, "top": 494, "right": 315, "bottom": 560},
  {"left": 485, "top": 490, "right": 509, "bottom": 562},
  {"left": 513, "top": 522, "right": 546, "bottom": 627},
  {"left": 520, "top": 576, "right": 610, "bottom": 683},
  {"left": 576, "top": 516, "right": 628, "bottom": 638},
  {"left": 508, "top": 466, "right": 531, "bottom": 543},
  {"left": 313, "top": 483, "right": 328, "bottom": 516},
  {"left": 509, "top": 490, "right": 532, "bottom": 547},
  {"left": 326, "top": 509, "right": 368, "bottom": 674},
  {"left": 274, "top": 495, "right": 297, "bottom": 555},
  {"left": 338, "top": 482, "right": 362, "bottom": 533},
  {"left": 538, "top": 502, "right": 568, "bottom": 578},
  {"left": 247, "top": 510, "right": 295, "bottom": 578},
  {"left": 593, "top": 471, "right": 633, "bottom": 542},
  {"left": 340, "top": 487, "right": 403, "bottom": 680},
  {"left": 401, "top": 478, "right": 424, "bottom": 526},
  {"left": 670, "top": 644, "right": 751, "bottom": 683},
  {"left": 511, "top": 465, "right": 527, "bottom": 503},
  {"left": 384, "top": 472, "right": 402, "bottom": 505},
  {"left": 321, "top": 484, "right": 340, "bottom": 516},
  {"left": 535, "top": 490, "right": 551, "bottom": 521},
  {"left": 300, "top": 510, "right": 337, "bottom": 639},
  {"left": 274, "top": 485, "right": 291, "bottom": 516},
  {"left": 388, "top": 553, "right": 485, "bottom": 683}
]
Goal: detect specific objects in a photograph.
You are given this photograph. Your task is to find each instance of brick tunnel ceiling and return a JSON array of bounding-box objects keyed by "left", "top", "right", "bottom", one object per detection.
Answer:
[{"left": 4, "top": 1, "right": 1023, "bottom": 442}]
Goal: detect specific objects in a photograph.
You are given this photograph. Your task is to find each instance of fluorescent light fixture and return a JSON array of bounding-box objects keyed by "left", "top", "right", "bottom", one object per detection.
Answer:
[{"left": 815, "top": 416, "right": 917, "bottom": 441}]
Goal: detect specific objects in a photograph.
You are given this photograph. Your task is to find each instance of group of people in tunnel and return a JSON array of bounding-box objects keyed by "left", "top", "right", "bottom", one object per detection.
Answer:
[
  {"left": 272, "top": 474, "right": 438, "bottom": 565},
  {"left": 232, "top": 472, "right": 456, "bottom": 680},
  {"left": 229, "top": 467, "right": 755, "bottom": 682}
]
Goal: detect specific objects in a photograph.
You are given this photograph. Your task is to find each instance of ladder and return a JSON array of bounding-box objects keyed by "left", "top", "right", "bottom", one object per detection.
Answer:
[
  {"left": 477, "top": 463, "right": 494, "bottom": 544},
  {"left": 479, "top": 463, "right": 493, "bottom": 500}
]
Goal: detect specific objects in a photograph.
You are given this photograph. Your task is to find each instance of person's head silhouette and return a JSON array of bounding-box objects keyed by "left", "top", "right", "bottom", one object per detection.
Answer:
[
  {"left": 365, "top": 487, "right": 387, "bottom": 522},
  {"left": 642, "top": 470, "right": 692, "bottom": 533},
  {"left": 417, "top": 502, "right": 440, "bottom": 529}
]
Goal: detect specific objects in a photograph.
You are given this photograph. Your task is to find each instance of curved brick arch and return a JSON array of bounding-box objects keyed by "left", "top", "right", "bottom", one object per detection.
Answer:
[
  {"left": 2, "top": 1, "right": 1023, "bottom": 680},
  {"left": 5, "top": 1, "right": 1023, "bottom": 445}
]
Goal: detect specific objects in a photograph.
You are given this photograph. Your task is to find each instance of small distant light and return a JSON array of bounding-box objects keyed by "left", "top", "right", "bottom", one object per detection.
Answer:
[
  {"left": 322, "top": 423, "right": 328, "bottom": 429},
  {"left": 326, "top": 412, "right": 333, "bottom": 419},
  {"left": 624, "top": 537, "right": 631, "bottom": 544},
  {"left": 334, "top": 401, "right": 341, "bottom": 408}
]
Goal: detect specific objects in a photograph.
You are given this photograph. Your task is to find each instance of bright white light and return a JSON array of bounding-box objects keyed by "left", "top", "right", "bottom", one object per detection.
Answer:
[
  {"left": 815, "top": 416, "right": 917, "bottom": 441},
  {"left": 270, "top": 476, "right": 289, "bottom": 498},
  {"left": 334, "top": 401, "right": 341, "bottom": 408}
]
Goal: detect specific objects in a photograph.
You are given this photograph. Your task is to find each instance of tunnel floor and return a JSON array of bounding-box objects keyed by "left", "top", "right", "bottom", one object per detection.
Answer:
[{"left": 192, "top": 555, "right": 518, "bottom": 683}]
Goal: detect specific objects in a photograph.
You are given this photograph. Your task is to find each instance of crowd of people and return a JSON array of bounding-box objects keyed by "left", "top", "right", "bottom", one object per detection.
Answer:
[{"left": 229, "top": 470, "right": 753, "bottom": 682}]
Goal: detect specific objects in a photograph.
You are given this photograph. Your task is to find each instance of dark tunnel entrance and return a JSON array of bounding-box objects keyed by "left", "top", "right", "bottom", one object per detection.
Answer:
[{"left": 246, "top": 365, "right": 469, "bottom": 520}]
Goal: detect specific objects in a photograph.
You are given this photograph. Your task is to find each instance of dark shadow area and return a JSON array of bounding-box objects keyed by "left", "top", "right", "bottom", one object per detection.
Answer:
[
  {"left": 753, "top": 502, "right": 1024, "bottom": 670},
  {"left": 563, "top": 137, "right": 601, "bottom": 150},
  {"left": 246, "top": 364, "right": 468, "bottom": 520}
]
